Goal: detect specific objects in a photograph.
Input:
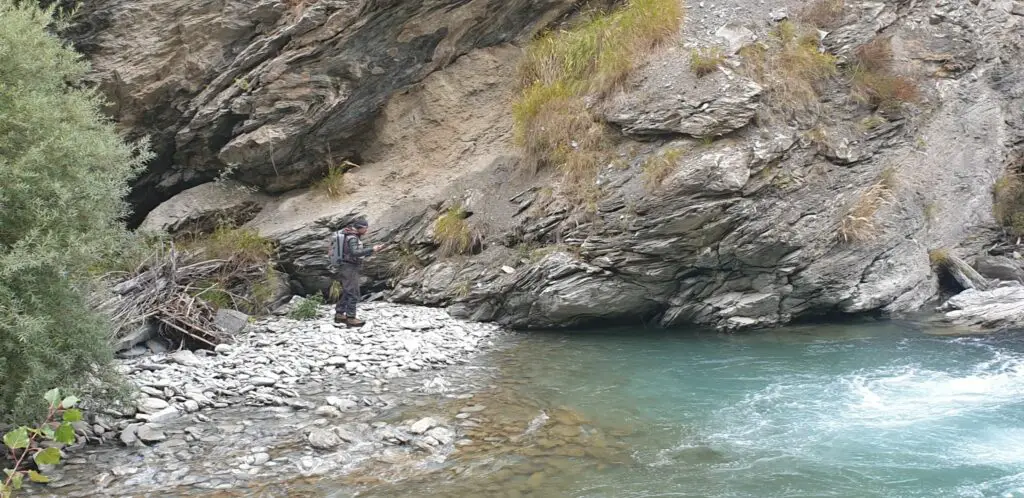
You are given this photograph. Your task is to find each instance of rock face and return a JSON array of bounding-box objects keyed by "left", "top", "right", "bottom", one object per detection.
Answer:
[
  {"left": 68, "top": 0, "right": 575, "bottom": 224},
  {"left": 390, "top": 0, "right": 1024, "bottom": 331},
  {"left": 82, "top": 0, "right": 1024, "bottom": 331}
]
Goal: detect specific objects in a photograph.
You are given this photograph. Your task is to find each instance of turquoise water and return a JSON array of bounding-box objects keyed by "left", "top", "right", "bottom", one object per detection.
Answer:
[{"left": 366, "top": 321, "right": 1024, "bottom": 497}]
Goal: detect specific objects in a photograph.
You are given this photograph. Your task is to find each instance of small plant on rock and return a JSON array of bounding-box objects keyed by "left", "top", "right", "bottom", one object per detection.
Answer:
[
  {"left": 838, "top": 173, "right": 896, "bottom": 243},
  {"left": 849, "top": 37, "right": 919, "bottom": 114},
  {"left": 798, "top": 0, "right": 846, "bottom": 30},
  {"left": 740, "top": 20, "right": 838, "bottom": 115},
  {"left": 642, "top": 147, "right": 685, "bottom": 189},
  {"left": 994, "top": 172, "right": 1024, "bottom": 237},
  {"left": 289, "top": 294, "right": 324, "bottom": 321},
  {"left": 690, "top": 47, "right": 725, "bottom": 77},
  {"left": 2, "top": 389, "right": 81, "bottom": 497},
  {"left": 313, "top": 165, "right": 347, "bottom": 199}
]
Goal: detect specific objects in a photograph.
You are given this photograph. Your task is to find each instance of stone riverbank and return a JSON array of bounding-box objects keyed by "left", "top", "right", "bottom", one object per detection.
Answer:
[{"left": 24, "top": 302, "right": 509, "bottom": 496}]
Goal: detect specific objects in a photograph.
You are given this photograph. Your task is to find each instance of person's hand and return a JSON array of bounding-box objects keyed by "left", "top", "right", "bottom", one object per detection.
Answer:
[{"left": 373, "top": 244, "right": 385, "bottom": 252}]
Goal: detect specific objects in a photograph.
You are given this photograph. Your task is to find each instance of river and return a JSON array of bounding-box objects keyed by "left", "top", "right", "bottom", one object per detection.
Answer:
[{"left": 50, "top": 319, "right": 1024, "bottom": 497}]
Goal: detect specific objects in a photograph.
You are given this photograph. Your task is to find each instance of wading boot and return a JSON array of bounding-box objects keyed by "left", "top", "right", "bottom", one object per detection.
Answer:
[
  {"left": 345, "top": 316, "right": 365, "bottom": 328},
  {"left": 334, "top": 313, "right": 346, "bottom": 324}
]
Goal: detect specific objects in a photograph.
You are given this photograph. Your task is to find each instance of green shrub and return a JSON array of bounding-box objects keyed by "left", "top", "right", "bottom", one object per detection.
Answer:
[
  {"left": 289, "top": 294, "right": 324, "bottom": 320},
  {"left": 0, "top": 0, "right": 151, "bottom": 421},
  {"left": 2, "top": 389, "right": 80, "bottom": 496}
]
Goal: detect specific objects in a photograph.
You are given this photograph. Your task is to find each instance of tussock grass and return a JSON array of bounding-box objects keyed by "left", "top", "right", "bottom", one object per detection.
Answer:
[
  {"left": 642, "top": 147, "right": 685, "bottom": 189},
  {"left": 798, "top": 0, "right": 845, "bottom": 30},
  {"left": 514, "top": 0, "right": 683, "bottom": 198},
  {"left": 838, "top": 171, "right": 896, "bottom": 243},
  {"left": 849, "top": 37, "right": 919, "bottom": 114},
  {"left": 739, "top": 20, "right": 838, "bottom": 115},
  {"left": 929, "top": 248, "right": 950, "bottom": 268},
  {"left": 313, "top": 165, "right": 347, "bottom": 199},
  {"left": 690, "top": 46, "right": 725, "bottom": 77},
  {"left": 994, "top": 173, "right": 1024, "bottom": 236},
  {"left": 434, "top": 206, "right": 473, "bottom": 257}
]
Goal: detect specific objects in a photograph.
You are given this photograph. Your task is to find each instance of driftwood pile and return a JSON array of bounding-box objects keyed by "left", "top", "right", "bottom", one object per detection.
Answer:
[{"left": 91, "top": 242, "right": 273, "bottom": 349}]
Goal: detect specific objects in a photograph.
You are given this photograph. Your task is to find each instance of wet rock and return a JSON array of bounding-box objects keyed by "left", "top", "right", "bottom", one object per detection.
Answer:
[
  {"left": 426, "top": 426, "right": 455, "bottom": 445},
  {"left": 307, "top": 428, "right": 343, "bottom": 450},
  {"left": 325, "top": 396, "right": 357, "bottom": 411},
  {"left": 119, "top": 424, "right": 141, "bottom": 446},
  {"left": 250, "top": 452, "right": 271, "bottom": 466},
  {"left": 935, "top": 286, "right": 1024, "bottom": 331},
  {"left": 408, "top": 417, "right": 438, "bottom": 435},
  {"left": 136, "top": 424, "right": 167, "bottom": 444}
]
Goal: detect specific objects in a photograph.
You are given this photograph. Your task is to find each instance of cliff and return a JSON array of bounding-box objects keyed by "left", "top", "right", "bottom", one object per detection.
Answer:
[{"left": 79, "top": 0, "right": 1024, "bottom": 330}]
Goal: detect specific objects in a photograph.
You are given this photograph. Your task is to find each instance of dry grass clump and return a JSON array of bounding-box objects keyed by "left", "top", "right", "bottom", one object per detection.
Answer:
[
  {"left": 433, "top": 206, "right": 474, "bottom": 257},
  {"left": 739, "top": 20, "right": 838, "bottom": 115},
  {"left": 928, "top": 248, "right": 950, "bottom": 268},
  {"left": 994, "top": 172, "right": 1024, "bottom": 237},
  {"left": 690, "top": 46, "right": 725, "bottom": 77},
  {"left": 313, "top": 165, "right": 347, "bottom": 199},
  {"left": 798, "top": 0, "right": 846, "bottom": 30},
  {"left": 849, "top": 37, "right": 919, "bottom": 114},
  {"left": 642, "top": 147, "right": 685, "bottom": 189},
  {"left": 838, "top": 171, "right": 896, "bottom": 243},
  {"left": 514, "top": 0, "right": 683, "bottom": 198}
]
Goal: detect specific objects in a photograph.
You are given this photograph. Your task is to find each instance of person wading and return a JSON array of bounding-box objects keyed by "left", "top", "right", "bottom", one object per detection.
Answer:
[{"left": 328, "top": 217, "right": 385, "bottom": 327}]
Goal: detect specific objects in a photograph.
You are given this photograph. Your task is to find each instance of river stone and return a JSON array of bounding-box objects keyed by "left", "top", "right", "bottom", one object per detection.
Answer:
[
  {"left": 147, "top": 406, "right": 181, "bottom": 424},
  {"left": 307, "top": 428, "right": 343, "bottom": 450},
  {"left": 215, "top": 309, "right": 250, "bottom": 336},
  {"left": 250, "top": 376, "right": 277, "bottom": 387},
  {"left": 170, "top": 350, "right": 203, "bottom": 367},
  {"left": 409, "top": 417, "right": 437, "bottom": 435},
  {"left": 250, "top": 452, "right": 271, "bottom": 466},
  {"left": 426, "top": 426, "right": 455, "bottom": 445},
  {"left": 136, "top": 397, "right": 169, "bottom": 414},
  {"left": 136, "top": 424, "right": 167, "bottom": 444},
  {"left": 120, "top": 424, "right": 141, "bottom": 446},
  {"left": 315, "top": 405, "right": 343, "bottom": 418},
  {"left": 326, "top": 396, "right": 357, "bottom": 411},
  {"left": 183, "top": 400, "right": 200, "bottom": 413}
]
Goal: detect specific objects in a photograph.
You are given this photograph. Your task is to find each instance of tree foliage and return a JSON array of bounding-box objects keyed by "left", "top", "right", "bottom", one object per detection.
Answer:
[{"left": 0, "top": 0, "right": 151, "bottom": 420}]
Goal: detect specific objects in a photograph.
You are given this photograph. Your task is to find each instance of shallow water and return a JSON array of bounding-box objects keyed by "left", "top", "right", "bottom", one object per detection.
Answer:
[{"left": 345, "top": 321, "right": 1024, "bottom": 497}]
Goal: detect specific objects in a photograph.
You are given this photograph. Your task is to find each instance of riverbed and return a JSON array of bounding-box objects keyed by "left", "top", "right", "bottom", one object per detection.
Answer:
[{"left": 35, "top": 318, "right": 1024, "bottom": 497}]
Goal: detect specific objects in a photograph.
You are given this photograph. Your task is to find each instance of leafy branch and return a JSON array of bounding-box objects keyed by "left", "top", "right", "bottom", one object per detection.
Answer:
[{"left": 1, "top": 389, "right": 81, "bottom": 497}]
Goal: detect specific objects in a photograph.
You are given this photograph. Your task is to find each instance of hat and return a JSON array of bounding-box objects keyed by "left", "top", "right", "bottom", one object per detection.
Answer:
[{"left": 351, "top": 217, "right": 368, "bottom": 228}]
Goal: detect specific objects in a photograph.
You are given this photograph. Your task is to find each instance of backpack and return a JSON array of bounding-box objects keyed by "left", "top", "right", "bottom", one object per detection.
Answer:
[{"left": 328, "top": 231, "right": 349, "bottom": 265}]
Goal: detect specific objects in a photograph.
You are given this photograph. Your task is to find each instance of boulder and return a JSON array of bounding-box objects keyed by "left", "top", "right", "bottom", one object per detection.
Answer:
[
  {"left": 935, "top": 286, "right": 1024, "bottom": 331},
  {"left": 973, "top": 256, "right": 1024, "bottom": 283},
  {"left": 214, "top": 309, "right": 250, "bottom": 336},
  {"left": 138, "top": 181, "right": 267, "bottom": 235},
  {"left": 603, "top": 56, "right": 763, "bottom": 137}
]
